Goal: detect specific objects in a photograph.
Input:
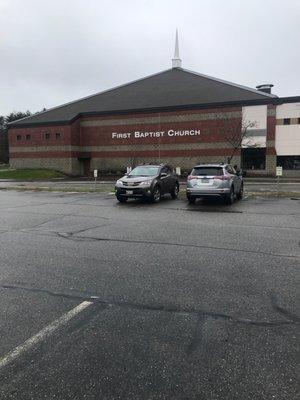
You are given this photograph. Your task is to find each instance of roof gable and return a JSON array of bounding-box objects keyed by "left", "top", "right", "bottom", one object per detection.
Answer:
[{"left": 10, "top": 68, "right": 277, "bottom": 126}]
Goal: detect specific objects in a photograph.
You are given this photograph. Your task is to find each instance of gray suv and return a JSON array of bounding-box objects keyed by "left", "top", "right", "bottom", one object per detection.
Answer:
[
  {"left": 115, "top": 164, "right": 180, "bottom": 203},
  {"left": 186, "top": 163, "right": 243, "bottom": 204}
]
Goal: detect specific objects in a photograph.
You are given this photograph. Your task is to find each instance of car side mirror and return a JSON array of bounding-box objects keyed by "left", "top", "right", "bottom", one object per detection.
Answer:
[{"left": 161, "top": 172, "right": 167, "bottom": 177}]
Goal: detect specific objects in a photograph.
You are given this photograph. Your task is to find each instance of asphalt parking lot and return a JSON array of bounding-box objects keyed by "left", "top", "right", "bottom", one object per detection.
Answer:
[{"left": 0, "top": 190, "right": 299, "bottom": 399}]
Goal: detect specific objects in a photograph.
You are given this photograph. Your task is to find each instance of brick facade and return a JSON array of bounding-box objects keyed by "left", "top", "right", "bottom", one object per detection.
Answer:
[{"left": 9, "top": 105, "right": 278, "bottom": 175}]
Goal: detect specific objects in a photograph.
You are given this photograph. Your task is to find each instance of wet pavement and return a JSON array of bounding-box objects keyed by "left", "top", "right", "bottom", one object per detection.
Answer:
[{"left": 0, "top": 191, "right": 299, "bottom": 399}]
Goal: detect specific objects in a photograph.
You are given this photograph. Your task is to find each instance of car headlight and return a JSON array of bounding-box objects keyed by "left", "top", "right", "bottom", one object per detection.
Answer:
[
  {"left": 116, "top": 180, "right": 123, "bottom": 185},
  {"left": 139, "top": 180, "right": 152, "bottom": 186}
]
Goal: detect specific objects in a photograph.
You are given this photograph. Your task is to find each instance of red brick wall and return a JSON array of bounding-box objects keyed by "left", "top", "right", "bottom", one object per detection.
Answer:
[
  {"left": 10, "top": 105, "right": 284, "bottom": 174},
  {"left": 80, "top": 108, "right": 240, "bottom": 146},
  {"left": 9, "top": 107, "right": 243, "bottom": 161},
  {"left": 9, "top": 124, "right": 72, "bottom": 147},
  {"left": 266, "top": 104, "right": 276, "bottom": 142},
  {"left": 81, "top": 119, "right": 241, "bottom": 147}
]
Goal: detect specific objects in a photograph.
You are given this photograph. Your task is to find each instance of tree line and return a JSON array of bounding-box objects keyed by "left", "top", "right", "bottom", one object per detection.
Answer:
[{"left": 0, "top": 111, "right": 32, "bottom": 163}]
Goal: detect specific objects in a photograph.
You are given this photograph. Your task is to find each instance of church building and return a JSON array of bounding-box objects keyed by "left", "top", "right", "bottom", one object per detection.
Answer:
[{"left": 8, "top": 33, "right": 300, "bottom": 176}]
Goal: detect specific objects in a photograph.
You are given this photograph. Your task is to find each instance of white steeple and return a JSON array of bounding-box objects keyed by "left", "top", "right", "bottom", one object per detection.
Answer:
[{"left": 172, "top": 29, "right": 182, "bottom": 68}]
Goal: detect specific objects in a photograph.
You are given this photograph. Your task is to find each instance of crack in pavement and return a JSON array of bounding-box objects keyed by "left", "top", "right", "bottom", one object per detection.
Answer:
[
  {"left": 53, "top": 232, "right": 300, "bottom": 260},
  {"left": 23, "top": 214, "right": 72, "bottom": 230},
  {"left": 1, "top": 284, "right": 298, "bottom": 329},
  {"left": 4, "top": 227, "right": 298, "bottom": 259},
  {"left": 1, "top": 210, "right": 111, "bottom": 220},
  {"left": 21, "top": 223, "right": 111, "bottom": 237},
  {"left": 0, "top": 202, "right": 50, "bottom": 211},
  {"left": 0, "top": 215, "right": 110, "bottom": 236},
  {"left": 1, "top": 210, "right": 299, "bottom": 231},
  {"left": 270, "top": 293, "right": 300, "bottom": 324}
]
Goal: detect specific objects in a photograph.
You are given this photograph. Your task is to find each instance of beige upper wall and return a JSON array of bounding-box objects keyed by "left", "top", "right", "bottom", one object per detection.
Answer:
[
  {"left": 276, "top": 125, "right": 300, "bottom": 155},
  {"left": 275, "top": 102, "right": 300, "bottom": 156},
  {"left": 242, "top": 105, "right": 267, "bottom": 148},
  {"left": 276, "top": 102, "right": 300, "bottom": 119}
]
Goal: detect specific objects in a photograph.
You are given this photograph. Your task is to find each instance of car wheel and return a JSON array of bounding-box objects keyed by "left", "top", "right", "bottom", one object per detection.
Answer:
[
  {"left": 151, "top": 186, "right": 161, "bottom": 203},
  {"left": 170, "top": 183, "right": 179, "bottom": 199},
  {"left": 225, "top": 186, "right": 234, "bottom": 205},
  {"left": 187, "top": 195, "right": 196, "bottom": 204},
  {"left": 236, "top": 184, "right": 243, "bottom": 200},
  {"left": 116, "top": 195, "right": 127, "bottom": 203}
]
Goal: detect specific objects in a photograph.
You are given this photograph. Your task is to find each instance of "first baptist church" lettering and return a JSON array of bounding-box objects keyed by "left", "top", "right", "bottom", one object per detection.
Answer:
[{"left": 112, "top": 129, "right": 201, "bottom": 139}]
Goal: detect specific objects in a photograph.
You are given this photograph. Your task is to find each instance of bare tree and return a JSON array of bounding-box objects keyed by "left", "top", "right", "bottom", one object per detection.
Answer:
[
  {"left": 220, "top": 116, "right": 257, "bottom": 163},
  {"left": 129, "top": 154, "right": 138, "bottom": 169}
]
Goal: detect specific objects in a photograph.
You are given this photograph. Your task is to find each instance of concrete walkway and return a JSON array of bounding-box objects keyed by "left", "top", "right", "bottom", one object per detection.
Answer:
[{"left": 0, "top": 178, "right": 299, "bottom": 195}]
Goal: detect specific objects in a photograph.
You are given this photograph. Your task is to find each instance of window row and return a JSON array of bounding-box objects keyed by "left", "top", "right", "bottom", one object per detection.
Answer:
[
  {"left": 277, "top": 156, "right": 300, "bottom": 170},
  {"left": 241, "top": 150, "right": 300, "bottom": 170},
  {"left": 16, "top": 132, "right": 61, "bottom": 141},
  {"left": 281, "top": 117, "right": 300, "bottom": 125}
]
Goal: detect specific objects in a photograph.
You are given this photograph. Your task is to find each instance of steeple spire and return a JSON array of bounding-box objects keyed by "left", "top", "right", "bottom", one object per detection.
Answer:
[{"left": 172, "top": 29, "right": 182, "bottom": 68}]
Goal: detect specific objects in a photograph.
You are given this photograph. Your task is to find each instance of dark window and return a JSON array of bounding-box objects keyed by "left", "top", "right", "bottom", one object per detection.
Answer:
[
  {"left": 161, "top": 166, "right": 170, "bottom": 175},
  {"left": 191, "top": 167, "right": 223, "bottom": 176},
  {"left": 277, "top": 156, "right": 300, "bottom": 170},
  {"left": 26, "top": 134, "right": 31, "bottom": 140},
  {"left": 283, "top": 118, "right": 290, "bottom": 125},
  {"left": 17, "top": 135, "right": 21, "bottom": 141},
  {"left": 298, "top": 117, "right": 300, "bottom": 124},
  {"left": 242, "top": 148, "right": 266, "bottom": 170},
  {"left": 56, "top": 133, "right": 61, "bottom": 139},
  {"left": 45, "top": 133, "right": 50, "bottom": 139}
]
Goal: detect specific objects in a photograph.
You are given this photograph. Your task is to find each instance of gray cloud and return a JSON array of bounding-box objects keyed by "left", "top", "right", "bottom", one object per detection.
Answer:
[{"left": 0, "top": 0, "right": 299, "bottom": 115}]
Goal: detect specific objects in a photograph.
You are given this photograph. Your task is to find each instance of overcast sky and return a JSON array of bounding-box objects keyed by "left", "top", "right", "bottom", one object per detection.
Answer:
[{"left": 0, "top": 0, "right": 299, "bottom": 116}]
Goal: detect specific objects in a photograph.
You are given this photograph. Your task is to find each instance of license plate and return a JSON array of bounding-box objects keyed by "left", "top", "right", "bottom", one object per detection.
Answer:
[
  {"left": 126, "top": 190, "right": 133, "bottom": 195},
  {"left": 201, "top": 178, "right": 209, "bottom": 183}
]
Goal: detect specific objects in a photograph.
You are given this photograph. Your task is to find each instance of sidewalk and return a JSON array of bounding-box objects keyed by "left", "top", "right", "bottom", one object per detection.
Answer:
[
  {"left": 1, "top": 176, "right": 300, "bottom": 184},
  {"left": 0, "top": 178, "right": 299, "bottom": 197}
]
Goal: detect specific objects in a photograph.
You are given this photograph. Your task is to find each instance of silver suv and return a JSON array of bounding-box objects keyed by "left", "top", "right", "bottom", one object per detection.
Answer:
[{"left": 186, "top": 163, "right": 243, "bottom": 204}]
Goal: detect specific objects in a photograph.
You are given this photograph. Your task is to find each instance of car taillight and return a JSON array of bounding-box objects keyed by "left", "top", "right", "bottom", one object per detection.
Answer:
[
  {"left": 187, "top": 175, "right": 198, "bottom": 180},
  {"left": 214, "top": 175, "right": 231, "bottom": 180}
]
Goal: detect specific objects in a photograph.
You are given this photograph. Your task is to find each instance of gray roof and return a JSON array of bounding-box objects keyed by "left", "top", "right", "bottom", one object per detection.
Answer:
[{"left": 10, "top": 67, "right": 277, "bottom": 126}]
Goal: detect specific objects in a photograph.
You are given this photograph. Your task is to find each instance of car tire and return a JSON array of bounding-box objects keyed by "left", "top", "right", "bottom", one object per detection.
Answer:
[
  {"left": 116, "top": 195, "right": 127, "bottom": 203},
  {"left": 225, "top": 186, "right": 234, "bottom": 205},
  {"left": 187, "top": 195, "right": 196, "bottom": 204},
  {"left": 151, "top": 186, "right": 161, "bottom": 203},
  {"left": 170, "top": 183, "right": 179, "bottom": 199},
  {"left": 236, "top": 184, "right": 243, "bottom": 200}
]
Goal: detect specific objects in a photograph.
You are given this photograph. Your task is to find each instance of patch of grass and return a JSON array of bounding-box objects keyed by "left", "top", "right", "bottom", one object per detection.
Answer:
[
  {"left": 0, "top": 185, "right": 113, "bottom": 193},
  {"left": 245, "top": 191, "right": 300, "bottom": 198},
  {"left": 0, "top": 169, "right": 65, "bottom": 180}
]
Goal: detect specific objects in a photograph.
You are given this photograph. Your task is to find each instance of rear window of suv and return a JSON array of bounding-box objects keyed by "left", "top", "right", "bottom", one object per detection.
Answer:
[{"left": 191, "top": 167, "right": 223, "bottom": 176}]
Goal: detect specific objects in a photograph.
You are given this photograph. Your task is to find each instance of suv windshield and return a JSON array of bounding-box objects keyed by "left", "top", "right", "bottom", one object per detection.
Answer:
[
  {"left": 129, "top": 166, "right": 160, "bottom": 177},
  {"left": 191, "top": 167, "right": 223, "bottom": 176}
]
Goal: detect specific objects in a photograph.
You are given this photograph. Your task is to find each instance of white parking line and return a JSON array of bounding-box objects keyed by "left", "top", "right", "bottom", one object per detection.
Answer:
[{"left": 0, "top": 300, "right": 93, "bottom": 370}]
